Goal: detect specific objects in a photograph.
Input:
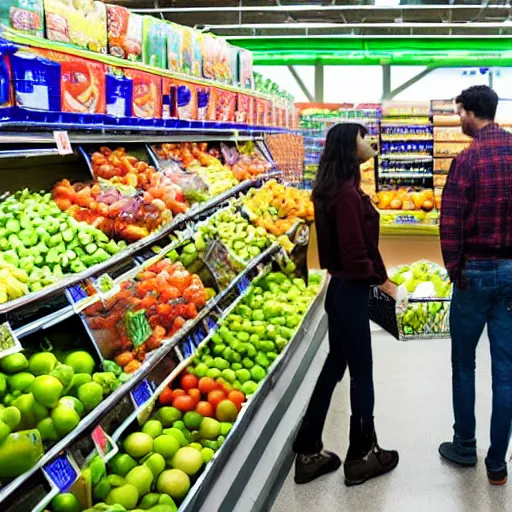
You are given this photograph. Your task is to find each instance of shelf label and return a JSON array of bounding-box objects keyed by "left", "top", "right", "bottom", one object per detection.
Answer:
[
  {"left": 130, "top": 379, "right": 154, "bottom": 409},
  {"left": 237, "top": 275, "right": 251, "bottom": 294},
  {"left": 53, "top": 131, "right": 73, "bottom": 155},
  {"left": 66, "top": 282, "right": 89, "bottom": 305},
  {"left": 183, "top": 335, "right": 195, "bottom": 358},
  {"left": 43, "top": 452, "right": 80, "bottom": 493},
  {"left": 0, "top": 322, "right": 22, "bottom": 358},
  {"left": 93, "top": 273, "right": 120, "bottom": 302},
  {"left": 92, "top": 425, "right": 109, "bottom": 459}
]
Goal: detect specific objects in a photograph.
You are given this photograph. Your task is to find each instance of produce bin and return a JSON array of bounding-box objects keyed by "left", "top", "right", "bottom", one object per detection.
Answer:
[{"left": 369, "top": 286, "right": 451, "bottom": 341}]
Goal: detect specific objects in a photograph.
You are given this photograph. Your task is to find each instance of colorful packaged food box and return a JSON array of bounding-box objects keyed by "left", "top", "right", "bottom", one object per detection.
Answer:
[
  {"left": 239, "top": 48, "right": 254, "bottom": 89},
  {"left": 142, "top": 16, "right": 167, "bottom": 69},
  {"left": 215, "top": 38, "right": 231, "bottom": 83},
  {"left": 44, "top": 0, "right": 107, "bottom": 53},
  {"left": 0, "top": 44, "right": 14, "bottom": 108},
  {"left": 213, "top": 88, "right": 236, "bottom": 122},
  {"left": 0, "top": 0, "right": 44, "bottom": 37},
  {"left": 106, "top": 68, "right": 133, "bottom": 117},
  {"left": 181, "top": 26, "right": 202, "bottom": 78},
  {"left": 124, "top": 68, "right": 162, "bottom": 118},
  {"left": 196, "top": 86, "right": 215, "bottom": 122},
  {"left": 31, "top": 48, "right": 106, "bottom": 113},
  {"left": 167, "top": 79, "right": 197, "bottom": 120},
  {"left": 106, "top": 4, "right": 143, "bottom": 61},
  {"left": 255, "top": 97, "right": 271, "bottom": 126},
  {"left": 10, "top": 50, "right": 61, "bottom": 111},
  {"left": 165, "top": 21, "right": 182, "bottom": 73},
  {"left": 236, "top": 94, "right": 255, "bottom": 125}
]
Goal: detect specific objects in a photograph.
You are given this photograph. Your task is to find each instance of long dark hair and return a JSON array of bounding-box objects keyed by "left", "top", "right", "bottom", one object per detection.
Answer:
[{"left": 311, "top": 123, "right": 368, "bottom": 204}]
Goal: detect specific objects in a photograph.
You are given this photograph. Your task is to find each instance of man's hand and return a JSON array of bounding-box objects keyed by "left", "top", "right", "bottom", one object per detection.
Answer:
[{"left": 378, "top": 279, "right": 397, "bottom": 299}]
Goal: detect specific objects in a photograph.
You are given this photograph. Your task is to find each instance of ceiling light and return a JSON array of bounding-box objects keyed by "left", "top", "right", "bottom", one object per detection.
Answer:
[{"left": 374, "top": 0, "right": 401, "bottom": 6}]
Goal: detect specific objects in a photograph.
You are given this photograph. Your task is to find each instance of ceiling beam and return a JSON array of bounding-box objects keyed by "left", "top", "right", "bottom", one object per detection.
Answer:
[
  {"left": 287, "top": 66, "right": 314, "bottom": 103},
  {"left": 387, "top": 68, "right": 433, "bottom": 100}
]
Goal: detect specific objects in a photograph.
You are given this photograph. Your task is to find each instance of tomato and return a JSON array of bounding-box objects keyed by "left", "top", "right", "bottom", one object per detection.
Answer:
[
  {"left": 196, "top": 401, "right": 214, "bottom": 417},
  {"left": 173, "top": 389, "right": 186, "bottom": 398},
  {"left": 188, "top": 388, "right": 201, "bottom": 405},
  {"left": 228, "top": 390, "right": 246, "bottom": 411},
  {"left": 198, "top": 377, "right": 218, "bottom": 396},
  {"left": 159, "top": 387, "right": 174, "bottom": 405},
  {"left": 173, "top": 395, "right": 196, "bottom": 413},
  {"left": 181, "top": 374, "right": 198, "bottom": 391},
  {"left": 207, "top": 390, "right": 226, "bottom": 410}
]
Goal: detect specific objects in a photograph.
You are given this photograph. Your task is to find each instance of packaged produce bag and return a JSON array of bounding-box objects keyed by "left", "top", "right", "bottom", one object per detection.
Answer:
[
  {"left": 181, "top": 25, "right": 202, "bottom": 77},
  {"left": 227, "top": 44, "right": 239, "bottom": 86},
  {"left": 165, "top": 21, "right": 182, "bottom": 73},
  {"left": 200, "top": 32, "right": 219, "bottom": 80},
  {"left": 142, "top": 15, "right": 167, "bottom": 69},
  {"left": 239, "top": 48, "right": 254, "bottom": 89},
  {"left": 124, "top": 68, "right": 161, "bottom": 118},
  {"left": 30, "top": 48, "right": 107, "bottom": 113},
  {"left": 0, "top": 0, "right": 44, "bottom": 37},
  {"left": 44, "top": 0, "right": 107, "bottom": 53},
  {"left": 106, "top": 4, "right": 143, "bottom": 61}
]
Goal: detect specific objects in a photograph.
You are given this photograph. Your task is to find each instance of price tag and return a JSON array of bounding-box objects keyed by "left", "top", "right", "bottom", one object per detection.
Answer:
[
  {"left": 43, "top": 452, "right": 80, "bottom": 492},
  {"left": 206, "top": 316, "right": 217, "bottom": 331},
  {"left": 183, "top": 336, "right": 195, "bottom": 358},
  {"left": 53, "top": 131, "right": 73, "bottom": 155},
  {"left": 93, "top": 273, "right": 120, "bottom": 301},
  {"left": 65, "top": 282, "right": 89, "bottom": 307},
  {"left": 130, "top": 379, "right": 154, "bottom": 409},
  {"left": 194, "top": 326, "right": 205, "bottom": 346},
  {"left": 0, "top": 322, "right": 22, "bottom": 358},
  {"left": 92, "top": 425, "right": 110, "bottom": 459},
  {"left": 238, "top": 275, "right": 251, "bottom": 294}
]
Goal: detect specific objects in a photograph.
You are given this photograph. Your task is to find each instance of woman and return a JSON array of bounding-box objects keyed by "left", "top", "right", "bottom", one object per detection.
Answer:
[{"left": 293, "top": 123, "right": 399, "bottom": 486}]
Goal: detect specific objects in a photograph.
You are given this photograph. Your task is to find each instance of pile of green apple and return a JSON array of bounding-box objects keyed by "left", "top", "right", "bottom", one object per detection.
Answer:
[
  {"left": 0, "top": 189, "right": 127, "bottom": 302},
  {"left": 53, "top": 407, "right": 233, "bottom": 511},
  {"left": 187, "top": 271, "right": 323, "bottom": 397},
  {"left": 0, "top": 350, "right": 129, "bottom": 479}
]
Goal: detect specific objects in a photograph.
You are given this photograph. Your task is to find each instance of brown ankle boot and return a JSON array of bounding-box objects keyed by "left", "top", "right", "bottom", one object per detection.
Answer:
[{"left": 344, "top": 417, "right": 399, "bottom": 486}]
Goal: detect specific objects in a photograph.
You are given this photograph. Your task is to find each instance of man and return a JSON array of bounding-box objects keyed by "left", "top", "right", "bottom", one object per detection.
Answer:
[{"left": 440, "top": 85, "right": 512, "bottom": 486}]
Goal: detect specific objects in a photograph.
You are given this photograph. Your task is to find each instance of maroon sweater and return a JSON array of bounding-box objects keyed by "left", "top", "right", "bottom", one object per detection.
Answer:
[{"left": 315, "top": 181, "right": 387, "bottom": 285}]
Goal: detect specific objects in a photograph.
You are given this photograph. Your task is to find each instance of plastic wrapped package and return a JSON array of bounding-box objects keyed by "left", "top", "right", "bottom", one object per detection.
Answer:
[
  {"left": 142, "top": 15, "right": 167, "bottom": 69},
  {"left": 0, "top": 0, "right": 44, "bottom": 37},
  {"left": 239, "top": 48, "right": 254, "bottom": 89},
  {"left": 106, "top": 4, "right": 143, "bottom": 61},
  {"left": 44, "top": 0, "right": 107, "bottom": 53},
  {"left": 200, "top": 32, "right": 218, "bottom": 80},
  {"left": 165, "top": 21, "right": 182, "bottom": 73},
  {"left": 181, "top": 25, "right": 202, "bottom": 77}
]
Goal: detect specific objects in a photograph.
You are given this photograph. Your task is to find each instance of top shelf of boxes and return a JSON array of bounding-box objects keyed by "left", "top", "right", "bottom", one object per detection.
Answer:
[{"left": 0, "top": 1, "right": 297, "bottom": 132}]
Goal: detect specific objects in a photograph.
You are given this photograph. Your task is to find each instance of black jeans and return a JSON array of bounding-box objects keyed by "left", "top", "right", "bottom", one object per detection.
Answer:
[{"left": 294, "top": 277, "right": 375, "bottom": 454}]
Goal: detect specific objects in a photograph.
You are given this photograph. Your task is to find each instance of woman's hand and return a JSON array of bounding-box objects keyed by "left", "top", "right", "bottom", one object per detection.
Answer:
[{"left": 378, "top": 279, "right": 397, "bottom": 299}]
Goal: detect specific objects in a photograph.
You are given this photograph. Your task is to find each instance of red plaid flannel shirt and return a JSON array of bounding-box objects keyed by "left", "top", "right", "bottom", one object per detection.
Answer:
[{"left": 440, "top": 123, "right": 512, "bottom": 283}]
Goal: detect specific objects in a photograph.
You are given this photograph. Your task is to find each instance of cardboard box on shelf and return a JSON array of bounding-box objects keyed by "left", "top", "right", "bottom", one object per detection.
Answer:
[{"left": 124, "top": 68, "right": 161, "bottom": 118}]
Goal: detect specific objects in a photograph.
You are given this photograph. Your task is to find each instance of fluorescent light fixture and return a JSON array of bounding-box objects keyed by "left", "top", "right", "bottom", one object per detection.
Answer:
[{"left": 374, "top": 0, "right": 401, "bottom": 6}]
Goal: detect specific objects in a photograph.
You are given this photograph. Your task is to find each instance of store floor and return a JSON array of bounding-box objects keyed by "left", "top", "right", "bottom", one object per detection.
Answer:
[{"left": 271, "top": 328, "right": 512, "bottom": 512}]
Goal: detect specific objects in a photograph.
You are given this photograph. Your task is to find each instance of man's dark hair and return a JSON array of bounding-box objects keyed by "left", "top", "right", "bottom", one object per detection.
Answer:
[{"left": 456, "top": 85, "right": 498, "bottom": 120}]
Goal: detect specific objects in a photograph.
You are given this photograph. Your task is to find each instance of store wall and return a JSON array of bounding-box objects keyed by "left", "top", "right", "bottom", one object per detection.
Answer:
[{"left": 254, "top": 64, "right": 506, "bottom": 103}]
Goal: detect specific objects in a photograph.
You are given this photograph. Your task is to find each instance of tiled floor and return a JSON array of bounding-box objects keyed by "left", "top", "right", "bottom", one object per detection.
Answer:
[{"left": 272, "top": 329, "right": 512, "bottom": 512}]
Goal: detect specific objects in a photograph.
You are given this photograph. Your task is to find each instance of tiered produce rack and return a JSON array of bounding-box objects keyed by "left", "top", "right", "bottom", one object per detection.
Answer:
[{"left": 0, "top": 123, "right": 326, "bottom": 512}]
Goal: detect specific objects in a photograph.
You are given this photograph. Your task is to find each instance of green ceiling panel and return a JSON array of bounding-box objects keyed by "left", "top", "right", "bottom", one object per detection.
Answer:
[{"left": 233, "top": 37, "right": 512, "bottom": 67}]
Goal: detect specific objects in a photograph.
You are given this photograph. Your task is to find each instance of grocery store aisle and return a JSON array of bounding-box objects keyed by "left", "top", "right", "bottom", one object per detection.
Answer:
[{"left": 272, "top": 328, "right": 512, "bottom": 512}]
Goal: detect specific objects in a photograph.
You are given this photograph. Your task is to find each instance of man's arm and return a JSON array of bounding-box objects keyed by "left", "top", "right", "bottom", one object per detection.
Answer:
[{"left": 439, "top": 153, "right": 472, "bottom": 284}]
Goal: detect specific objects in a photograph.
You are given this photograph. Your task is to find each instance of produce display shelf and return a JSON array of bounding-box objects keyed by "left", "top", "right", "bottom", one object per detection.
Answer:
[
  {"left": 0, "top": 239, "right": 281, "bottom": 510},
  {"left": 1, "top": 29, "right": 272, "bottom": 101},
  {"left": 178, "top": 271, "right": 328, "bottom": 512},
  {"left": 378, "top": 172, "right": 433, "bottom": 179},
  {"left": 0, "top": 172, "right": 280, "bottom": 315}
]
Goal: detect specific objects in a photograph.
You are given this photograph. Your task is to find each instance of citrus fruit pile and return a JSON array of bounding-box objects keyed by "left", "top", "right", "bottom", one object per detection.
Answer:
[{"left": 0, "top": 350, "right": 129, "bottom": 479}]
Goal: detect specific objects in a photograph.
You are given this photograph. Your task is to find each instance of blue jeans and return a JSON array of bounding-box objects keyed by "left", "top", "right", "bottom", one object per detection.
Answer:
[{"left": 450, "top": 259, "right": 512, "bottom": 471}]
